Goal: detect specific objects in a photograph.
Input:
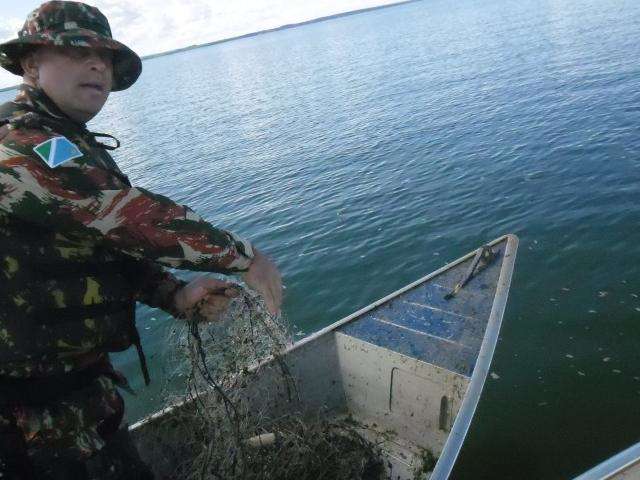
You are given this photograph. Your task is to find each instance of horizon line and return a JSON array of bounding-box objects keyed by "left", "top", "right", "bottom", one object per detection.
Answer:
[{"left": 0, "top": 0, "right": 418, "bottom": 92}]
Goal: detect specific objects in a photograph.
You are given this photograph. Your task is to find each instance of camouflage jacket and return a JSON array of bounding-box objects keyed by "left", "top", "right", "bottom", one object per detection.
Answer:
[{"left": 0, "top": 85, "right": 254, "bottom": 379}]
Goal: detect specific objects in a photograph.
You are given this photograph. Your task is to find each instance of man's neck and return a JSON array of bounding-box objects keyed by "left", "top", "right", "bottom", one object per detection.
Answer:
[{"left": 16, "top": 83, "right": 88, "bottom": 128}]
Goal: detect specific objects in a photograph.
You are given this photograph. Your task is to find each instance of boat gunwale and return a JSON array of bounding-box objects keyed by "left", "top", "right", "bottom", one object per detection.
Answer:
[
  {"left": 572, "top": 441, "right": 640, "bottom": 480},
  {"left": 288, "top": 234, "right": 517, "bottom": 353},
  {"left": 429, "top": 233, "right": 518, "bottom": 480}
]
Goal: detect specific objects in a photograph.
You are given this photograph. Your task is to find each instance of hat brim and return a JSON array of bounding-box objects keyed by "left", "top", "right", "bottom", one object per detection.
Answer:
[{"left": 0, "top": 30, "right": 142, "bottom": 91}]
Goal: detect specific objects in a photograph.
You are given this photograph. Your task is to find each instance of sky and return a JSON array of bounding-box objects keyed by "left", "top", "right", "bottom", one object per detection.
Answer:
[{"left": 0, "top": 0, "right": 404, "bottom": 89}]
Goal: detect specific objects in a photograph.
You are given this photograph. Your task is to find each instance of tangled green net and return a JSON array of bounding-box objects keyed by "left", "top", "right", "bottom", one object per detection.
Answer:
[{"left": 155, "top": 286, "right": 385, "bottom": 480}]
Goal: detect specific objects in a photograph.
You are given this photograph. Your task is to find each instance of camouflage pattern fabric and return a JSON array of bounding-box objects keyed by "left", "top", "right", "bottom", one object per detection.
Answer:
[
  {"left": 0, "top": 371, "right": 154, "bottom": 479},
  {"left": 0, "top": 1, "right": 142, "bottom": 91},
  {"left": 7, "top": 375, "right": 122, "bottom": 461},
  {"left": 1, "top": 85, "right": 254, "bottom": 274},
  {"left": 0, "top": 85, "right": 255, "bottom": 475},
  {"left": 0, "top": 85, "right": 254, "bottom": 379}
]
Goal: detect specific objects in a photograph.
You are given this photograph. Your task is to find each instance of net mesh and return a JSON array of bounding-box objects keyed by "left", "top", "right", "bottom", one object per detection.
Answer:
[{"left": 153, "top": 286, "right": 386, "bottom": 480}]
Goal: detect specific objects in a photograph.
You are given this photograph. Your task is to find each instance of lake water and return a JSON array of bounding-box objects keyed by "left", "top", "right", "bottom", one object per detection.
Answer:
[{"left": 2, "top": 0, "right": 639, "bottom": 477}]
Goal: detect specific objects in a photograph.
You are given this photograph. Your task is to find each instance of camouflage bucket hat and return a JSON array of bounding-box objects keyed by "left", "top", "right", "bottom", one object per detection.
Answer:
[{"left": 0, "top": 1, "right": 142, "bottom": 91}]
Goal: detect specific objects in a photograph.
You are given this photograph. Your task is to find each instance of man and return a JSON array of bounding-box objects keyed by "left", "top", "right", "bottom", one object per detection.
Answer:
[{"left": 0, "top": 1, "right": 282, "bottom": 478}]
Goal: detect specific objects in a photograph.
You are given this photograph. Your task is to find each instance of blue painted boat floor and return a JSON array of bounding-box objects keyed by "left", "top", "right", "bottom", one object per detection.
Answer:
[{"left": 339, "top": 241, "right": 505, "bottom": 376}]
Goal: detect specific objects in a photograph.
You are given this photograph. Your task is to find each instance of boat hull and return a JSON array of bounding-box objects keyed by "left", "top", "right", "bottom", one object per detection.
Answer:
[{"left": 130, "top": 234, "right": 519, "bottom": 479}]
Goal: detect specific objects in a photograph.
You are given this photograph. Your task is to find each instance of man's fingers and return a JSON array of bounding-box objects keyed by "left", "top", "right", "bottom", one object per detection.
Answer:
[
  {"left": 194, "top": 295, "right": 231, "bottom": 322},
  {"left": 242, "top": 248, "right": 283, "bottom": 315},
  {"left": 273, "top": 282, "right": 282, "bottom": 307},
  {"left": 197, "top": 311, "right": 223, "bottom": 323},
  {"left": 198, "top": 277, "right": 239, "bottom": 293},
  {"left": 265, "top": 290, "right": 279, "bottom": 316},
  {"left": 268, "top": 279, "right": 282, "bottom": 314},
  {"left": 190, "top": 286, "right": 206, "bottom": 299},
  {"left": 224, "top": 287, "right": 240, "bottom": 298},
  {"left": 258, "top": 281, "right": 281, "bottom": 316},
  {"left": 205, "top": 295, "right": 231, "bottom": 308},
  {"left": 202, "top": 303, "right": 227, "bottom": 314}
]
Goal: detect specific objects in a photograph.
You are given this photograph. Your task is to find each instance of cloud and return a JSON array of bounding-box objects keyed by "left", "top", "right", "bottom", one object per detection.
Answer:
[
  {"left": 89, "top": 0, "right": 404, "bottom": 56},
  {"left": 0, "top": 16, "right": 23, "bottom": 43},
  {"left": 0, "top": 17, "right": 26, "bottom": 90}
]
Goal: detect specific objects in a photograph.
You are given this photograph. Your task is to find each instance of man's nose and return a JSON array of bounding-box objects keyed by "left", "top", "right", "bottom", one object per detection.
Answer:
[{"left": 87, "top": 53, "right": 109, "bottom": 72}]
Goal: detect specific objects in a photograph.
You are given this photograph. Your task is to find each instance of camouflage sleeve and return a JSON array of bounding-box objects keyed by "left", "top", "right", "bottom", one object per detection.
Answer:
[
  {"left": 132, "top": 260, "right": 188, "bottom": 318},
  {"left": 0, "top": 144, "right": 254, "bottom": 273}
]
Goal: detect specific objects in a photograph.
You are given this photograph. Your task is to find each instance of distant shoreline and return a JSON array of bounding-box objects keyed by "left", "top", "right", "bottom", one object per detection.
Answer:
[
  {"left": 142, "top": 0, "right": 417, "bottom": 61},
  {"left": 0, "top": 0, "right": 417, "bottom": 92}
]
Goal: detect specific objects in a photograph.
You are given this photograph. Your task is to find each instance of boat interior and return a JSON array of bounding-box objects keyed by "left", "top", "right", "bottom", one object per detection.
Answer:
[{"left": 131, "top": 236, "right": 515, "bottom": 480}]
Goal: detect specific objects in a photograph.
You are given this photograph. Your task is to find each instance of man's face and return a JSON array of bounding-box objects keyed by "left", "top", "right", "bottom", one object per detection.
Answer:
[{"left": 28, "top": 45, "right": 114, "bottom": 123}]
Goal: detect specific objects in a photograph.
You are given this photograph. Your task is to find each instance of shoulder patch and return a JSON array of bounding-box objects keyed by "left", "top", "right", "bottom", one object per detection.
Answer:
[{"left": 33, "top": 136, "right": 84, "bottom": 168}]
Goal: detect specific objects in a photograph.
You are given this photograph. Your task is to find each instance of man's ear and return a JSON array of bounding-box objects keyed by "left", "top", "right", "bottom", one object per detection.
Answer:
[{"left": 20, "top": 49, "right": 40, "bottom": 82}]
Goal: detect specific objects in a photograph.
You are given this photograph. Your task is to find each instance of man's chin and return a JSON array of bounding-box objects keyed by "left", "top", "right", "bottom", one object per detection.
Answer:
[
  {"left": 74, "top": 92, "right": 108, "bottom": 116},
  {"left": 67, "top": 105, "right": 102, "bottom": 123}
]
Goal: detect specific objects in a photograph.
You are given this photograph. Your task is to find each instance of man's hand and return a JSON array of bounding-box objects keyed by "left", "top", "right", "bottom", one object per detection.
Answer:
[
  {"left": 174, "top": 276, "right": 239, "bottom": 322},
  {"left": 243, "top": 249, "right": 282, "bottom": 315}
]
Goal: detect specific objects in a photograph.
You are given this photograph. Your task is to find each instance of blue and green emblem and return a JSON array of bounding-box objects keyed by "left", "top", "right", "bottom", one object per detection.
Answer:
[{"left": 33, "top": 137, "right": 84, "bottom": 168}]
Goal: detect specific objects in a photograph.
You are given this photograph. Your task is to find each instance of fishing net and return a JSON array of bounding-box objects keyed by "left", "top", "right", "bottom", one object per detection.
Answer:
[{"left": 150, "top": 285, "right": 386, "bottom": 480}]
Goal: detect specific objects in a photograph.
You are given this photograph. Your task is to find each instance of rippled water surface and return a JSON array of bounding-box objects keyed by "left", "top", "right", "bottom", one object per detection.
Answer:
[{"left": 2, "top": 0, "right": 639, "bottom": 477}]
